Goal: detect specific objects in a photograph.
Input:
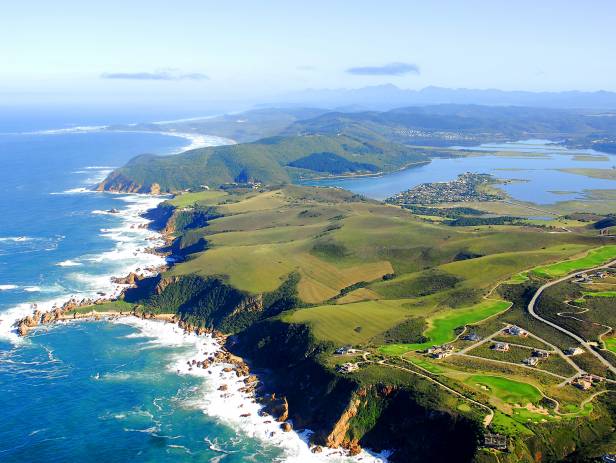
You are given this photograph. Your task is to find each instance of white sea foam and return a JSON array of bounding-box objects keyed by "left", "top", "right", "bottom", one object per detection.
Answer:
[
  {"left": 56, "top": 260, "right": 82, "bottom": 267},
  {"left": 0, "top": 285, "right": 18, "bottom": 291},
  {"left": 50, "top": 187, "right": 93, "bottom": 195},
  {"left": 23, "top": 125, "right": 109, "bottom": 135},
  {"left": 111, "top": 318, "right": 390, "bottom": 462},
  {"left": 23, "top": 286, "right": 42, "bottom": 292},
  {"left": 0, "top": 193, "right": 166, "bottom": 343},
  {"left": 0, "top": 236, "right": 33, "bottom": 242}
]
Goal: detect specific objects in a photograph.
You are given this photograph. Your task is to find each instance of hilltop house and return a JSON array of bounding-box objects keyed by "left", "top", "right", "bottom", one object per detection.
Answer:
[
  {"left": 523, "top": 357, "right": 539, "bottom": 366},
  {"left": 337, "top": 363, "right": 359, "bottom": 374},
  {"left": 427, "top": 344, "right": 455, "bottom": 359},
  {"left": 492, "top": 342, "right": 510, "bottom": 352},
  {"left": 532, "top": 350, "right": 550, "bottom": 359},
  {"left": 573, "top": 376, "right": 592, "bottom": 390},
  {"left": 483, "top": 433, "right": 507, "bottom": 450},
  {"left": 505, "top": 325, "right": 528, "bottom": 337},
  {"left": 334, "top": 345, "right": 359, "bottom": 355},
  {"left": 565, "top": 347, "right": 584, "bottom": 356},
  {"left": 462, "top": 333, "right": 481, "bottom": 342}
]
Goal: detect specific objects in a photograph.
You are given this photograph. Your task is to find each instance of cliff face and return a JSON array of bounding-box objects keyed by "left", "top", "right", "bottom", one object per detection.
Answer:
[
  {"left": 234, "top": 319, "right": 483, "bottom": 462},
  {"left": 96, "top": 171, "right": 161, "bottom": 194}
]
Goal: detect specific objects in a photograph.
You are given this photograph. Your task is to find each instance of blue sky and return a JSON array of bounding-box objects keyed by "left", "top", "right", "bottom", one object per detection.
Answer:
[{"left": 2, "top": 0, "right": 615, "bottom": 106}]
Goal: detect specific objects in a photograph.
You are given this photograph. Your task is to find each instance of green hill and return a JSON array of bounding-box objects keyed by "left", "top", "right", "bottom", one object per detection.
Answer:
[{"left": 98, "top": 134, "right": 427, "bottom": 193}]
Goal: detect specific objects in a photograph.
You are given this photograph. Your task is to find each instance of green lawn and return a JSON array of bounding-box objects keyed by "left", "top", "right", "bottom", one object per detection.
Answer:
[
  {"left": 466, "top": 375, "right": 542, "bottom": 404},
  {"left": 582, "top": 291, "right": 616, "bottom": 298},
  {"left": 531, "top": 245, "right": 616, "bottom": 279},
  {"left": 605, "top": 338, "right": 616, "bottom": 354},
  {"left": 379, "top": 300, "right": 511, "bottom": 355}
]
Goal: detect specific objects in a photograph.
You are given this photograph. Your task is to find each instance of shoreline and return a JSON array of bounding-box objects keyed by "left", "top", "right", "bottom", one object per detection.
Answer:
[
  {"left": 23, "top": 310, "right": 390, "bottom": 462},
  {"left": 3, "top": 158, "right": 389, "bottom": 461}
]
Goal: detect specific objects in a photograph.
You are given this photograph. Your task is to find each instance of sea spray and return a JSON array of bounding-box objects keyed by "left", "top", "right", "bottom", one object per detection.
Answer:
[{"left": 114, "top": 317, "right": 390, "bottom": 463}]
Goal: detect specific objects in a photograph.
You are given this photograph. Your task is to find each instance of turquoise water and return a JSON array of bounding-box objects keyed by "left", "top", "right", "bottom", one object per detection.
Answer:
[
  {"left": 0, "top": 321, "right": 283, "bottom": 462},
  {"left": 303, "top": 139, "right": 616, "bottom": 202}
]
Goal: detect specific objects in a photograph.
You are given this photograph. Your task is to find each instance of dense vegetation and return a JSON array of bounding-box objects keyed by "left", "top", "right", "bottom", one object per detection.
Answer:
[{"left": 98, "top": 134, "right": 426, "bottom": 193}]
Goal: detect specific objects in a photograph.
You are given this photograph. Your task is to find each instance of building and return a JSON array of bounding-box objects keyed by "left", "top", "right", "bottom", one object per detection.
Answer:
[
  {"left": 428, "top": 344, "right": 455, "bottom": 359},
  {"left": 334, "top": 345, "right": 360, "bottom": 355},
  {"left": 573, "top": 377, "right": 592, "bottom": 390},
  {"left": 565, "top": 347, "right": 584, "bottom": 356},
  {"left": 462, "top": 333, "right": 482, "bottom": 342},
  {"left": 337, "top": 363, "right": 359, "bottom": 374},
  {"left": 532, "top": 350, "right": 550, "bottom": 359},
  {"left": 505, "top": 325, "right": 528, "bottom": 337},
  {"left": 492, "top": 342, "right": 510, "bottom": 352},
  {"left": 334, "top": 346, "right": 351, "bottom": 355},
  {"left": 483, "top": 433, "right": 507, "bottom": 450},
  {"left": 523, "top": 357, "right": 539, "bottom": 366}
]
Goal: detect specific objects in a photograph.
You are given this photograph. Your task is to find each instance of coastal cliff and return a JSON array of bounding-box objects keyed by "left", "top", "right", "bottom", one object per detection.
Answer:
[{"left": 234, "top": 319, "right": 483, "bottom": 462}]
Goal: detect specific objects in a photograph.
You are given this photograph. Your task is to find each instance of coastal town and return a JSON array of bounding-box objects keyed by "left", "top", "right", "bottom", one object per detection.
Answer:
[{"left": 385, "top": 172, "right": 505, "bottom": 205}]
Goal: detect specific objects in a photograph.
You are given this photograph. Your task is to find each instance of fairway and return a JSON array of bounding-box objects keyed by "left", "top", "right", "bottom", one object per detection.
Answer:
[
  {"left": 582, "top": 291, "right": 616, "bottom": 298},
  {"left": 284, "top": 299, "right": 412, "bottom": 345},
  {"left": 605, "top": 338, "right": 616, "bottom": 354},
  {"left": 466, "top": 375, "right": 542, "bottom": 404},
  {"left": 379, "top": 299, "right": 511, "bottom": 355},
  {"left": 531, "top": 245, "right": 616, "bottom": 279}
]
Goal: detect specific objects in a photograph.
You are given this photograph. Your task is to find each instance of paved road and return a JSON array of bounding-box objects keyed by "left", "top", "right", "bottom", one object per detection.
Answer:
[{"left": 527, "top": 259, "right": 616, "bottom": 377}]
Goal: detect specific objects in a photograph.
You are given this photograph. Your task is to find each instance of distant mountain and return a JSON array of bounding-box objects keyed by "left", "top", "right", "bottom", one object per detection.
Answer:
[{"left": 281, "top": 84, "right": 616, "bottom": 111}]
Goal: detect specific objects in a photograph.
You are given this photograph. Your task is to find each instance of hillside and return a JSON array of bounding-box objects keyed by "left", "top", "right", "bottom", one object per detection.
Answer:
[
  {"left": 118, "top": 185, "right": 616, "bottom": 462},
  {"left": 97, "top": 134, "right": 427, "bottom": 193}
]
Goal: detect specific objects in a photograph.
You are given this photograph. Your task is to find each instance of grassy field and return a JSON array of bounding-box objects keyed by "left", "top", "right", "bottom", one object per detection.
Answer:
[
  {"left": 166, "top": 190, "right": 228, "bottom": 207},
  {"left": 379, "top": 300, "right": 511, "bottom": 355},
  {"left": 284, "top": 299, "right": 414, "bottom": 345},
  {"left": 465, "top": 375, "right": 542, "bottom": 404},
  {"left": 531, "top": 245, "right": 616, "bottom": 278},
  {"left": 605, "top": 338, "right": 616, "bottom": 354},
  {"left": 67, "top": 300, "right": 135, "bottom": 315}
]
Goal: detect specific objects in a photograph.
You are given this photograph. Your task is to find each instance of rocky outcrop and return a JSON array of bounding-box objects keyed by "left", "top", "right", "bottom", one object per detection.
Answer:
[
  {"left": 96, "top": 172, "right": 162, "bottom": 194},
  {"left": 260, "top": 394, "right": 289, "bottom": 422},
  {"left": 325, "top": 398, "right": 361, "bottom": 448},
  {"left": 111, "top": 272, "right": 140, "bottom": 286}
]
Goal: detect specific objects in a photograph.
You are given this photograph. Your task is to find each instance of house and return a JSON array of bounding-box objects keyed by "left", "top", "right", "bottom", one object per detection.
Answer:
[
  {"left": 462, "top": 333, "right": 482, "bottom": 342},
  {"left": 573, "top": 377, "right": 592, "bottom": 390},
  {"left": 428, "top": 344, "right": 455, "bottom": 359},
  {"left": 564, "top": 347, "right": 584, "bottom": 356},
  {"left": 433, "top": 350, "right": 453, "bottom": 359},
  {"left": 334, "top": 345, "right": 353, "bottom": 355},
  {"left": 532, "top": 350, "right": 550, "bottom": 359},
  {"left": 492, "top": 342, "right": 510, "bottom": 352},
  {"left": 337, "top": 363, "right": 359, "bottom": 374},
  {"left": 523, "top": 357, "right": 539, "bottom": 366},
  {"left": 483, "top": 433, "right": 507, "bottom": 450},
  {"left": 506, "top": 325, "right": 528, "bottom": 337}
]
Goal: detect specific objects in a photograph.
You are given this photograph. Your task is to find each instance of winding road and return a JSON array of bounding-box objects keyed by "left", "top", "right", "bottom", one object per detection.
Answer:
[{"left": 527, "top": 259, "right": 616, "bottom": 376}]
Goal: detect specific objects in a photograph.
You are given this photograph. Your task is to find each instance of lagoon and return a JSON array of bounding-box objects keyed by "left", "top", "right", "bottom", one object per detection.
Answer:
[{"left": 303, "top": 140, "right": 616, "bottom": 204}]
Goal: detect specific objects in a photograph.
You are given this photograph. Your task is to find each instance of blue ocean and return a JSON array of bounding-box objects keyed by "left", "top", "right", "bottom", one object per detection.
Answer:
[{"left": 0, "top": 112, "right": 380, "bottom": 463}]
